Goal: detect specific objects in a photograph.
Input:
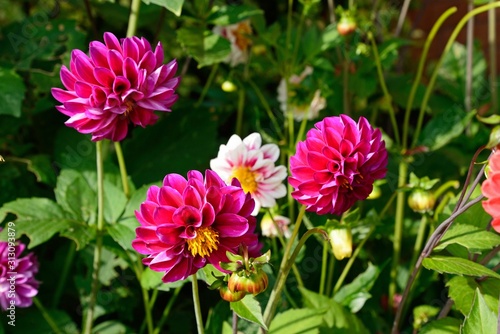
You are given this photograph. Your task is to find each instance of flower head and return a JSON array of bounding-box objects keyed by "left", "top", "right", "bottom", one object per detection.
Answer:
[
  {"left": 277, "top": 66, "right": 326, "bottom": 121},
  {"left": 213, "top": 20, "right": 252, "bottom": 67},
  {"left": 260, "top": 213, "right": 291, "bottom": 238},
  {"left": 481, "top": 150, "right": 500, "bottom": 232},
  {"left": 51, "top": 32, "right": 180, "bottom": 141},
  {"left": 328, "top": 227, "right": 353, "bottom": 260},
  {"left": 0, "top": 241, "right": 39, "bottom": 310},
  {"left": 289, "top": 115, "right": 387, "bottom": 215},
  {"left": 132, "top": 170, "right": 261, "bottom": 283},
  {"left": 210, "top": 133, "right": 287, "bottom": 215}
]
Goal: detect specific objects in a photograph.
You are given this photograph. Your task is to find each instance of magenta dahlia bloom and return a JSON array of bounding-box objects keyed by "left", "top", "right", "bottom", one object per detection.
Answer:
[
  {"left": 0, "top": 241, "right": 39, "bottom": 310},
  {"left": 289, "top": 115, "right": 387, "bottom": 215},
  {"left": 51, "top": 32, "right": 179, "bottom": 141},
  {"left": 132, "top": 170, "right": 261, "bottom": 283}
]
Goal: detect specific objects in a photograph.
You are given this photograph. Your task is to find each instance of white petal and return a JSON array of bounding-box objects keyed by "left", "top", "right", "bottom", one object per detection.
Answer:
[
  {"left": 261, "top": 143, "right": 280, "bottom": 162},
  {"left": 226, "top": 134, "right": 243, "bottom": 149},
  {"left": 243, "top": 132, "right": 262, "bottom": 149}
]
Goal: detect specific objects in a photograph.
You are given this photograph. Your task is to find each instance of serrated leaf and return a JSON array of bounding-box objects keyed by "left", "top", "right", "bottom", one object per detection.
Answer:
[
  {"left": 447, "top": 276, "right": 500, "bottom": 316},
  {"left": 423, "top": 256, "right": 500, "bottom": 279},
  {"left": 103, "top": 180, "right": 127, "bottom": 224},
  {"left": 207, "top": 4, "right": 263, "bottom": 25},
  {"left": 268, "top": 308, "right": 324, "bottom": 334},
  {"left": 141, "top": 0, "right": 184, "bottom": 16},
  {"left": 420, "top": 317, "right": 461, "bottom": 334},
  {"left": 0, "top": 198, "right": 78, "bottom": 248},
  {"left": 26, "top": 154, "right": 57, "bottom": 186},
  {"left": 435, "top": 223, "right": 500, "bottom": 252},
  {"left": 0, "top": 67, "right": 25, "bottom": 117},
  {"left": 230, "top": 295, "right": 267, "bottom": 330},
  {"left": 461, "top": 288, "right": 498, "bottom": 334},
  {"left": 334, "top": 262, "right": 381, "bottom": 312}
]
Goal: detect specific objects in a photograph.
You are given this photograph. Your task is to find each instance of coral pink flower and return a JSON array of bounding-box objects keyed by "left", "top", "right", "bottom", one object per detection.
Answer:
[
  {"left": 213, "top": 20, "right": 252, "bottom": 67},
  {"left": 51, "top": 32, "right": 179, "bottom": 141},
  {"left": 0, "top": 241, "right": 39, "bottom": 310},
  {"left": 210, "top": 133, "right": 287, "bottom": 215},
  {"left": 289, "top": 115, "right": 387, "bottom": 215},
  {"left": 481, "top": 150, "right": 500, "bottom": 232},
  {"left": 132, "top": 170, "right": 261, "bottom": 283}
]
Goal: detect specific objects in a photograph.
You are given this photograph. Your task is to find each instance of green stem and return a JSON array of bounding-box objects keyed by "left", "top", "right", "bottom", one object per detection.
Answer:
[
  {"left": 236, "top": 87, "right": 245, "bottom": 136},
  {"left": 52, "top": 241, "right": 76, "bottom": 308},
  {"left": 488, "top": 0, "right": 498, "bottom": 114},
  {"left": 402, "top": 7, "right": 456, "bottom": 149},
  {"left": 262, "top": 206, "right": 308, "bottom": 326},
  {"left": 368, "top": 32, "right": 400, "bottom": 146},
  {"left": 295, "top": 116, "right": 308, "bottom": 146},
  {"left": 287, "top": 109, "right": 296, "bottom": 225},
  {"left": 247, "top": 79, "right": 284, "bottom": 140},
  {"left": 433, "top": 180, "right": 460, "bottom": 200},
  {"left": 83, "top": 141, "right": 105, "bottom": 334},
  {"left": 333, "top": 225, "right": 375, "bottom": 294},
  {"left": 342, "top": 59, "right": 351, "bottom": 116},
  {"left": 192, "top": 273, "right": 205, "bottom": 334},
  {"left": 126, "top": 0, "right": 142, "bottom": 37},
  {"left": 319, "top": 240, "right": 328, "bottom": 295},
  {"left": 154, "top": 286, "right": 183, "bottom": 334},
  {"left": 412, "top": 2, "right": 500, "bottom": 148},
  {"left": 325, "top": 252, "right": 335, "bottom": 297},
  {"left": 34, "top": 297, "right": 63, "bottom": 334},
  {"left": 389, "top": 160, "right": 408, "bottom": 309},
  {"left": 114, "top": 141, "right": 130, "bottom": 199},
  {"left": 196, "top": 63, "right": 219, "bottom": 107},
  {"left": 409, "top": 215, "right": 428, "bottom": 274}
]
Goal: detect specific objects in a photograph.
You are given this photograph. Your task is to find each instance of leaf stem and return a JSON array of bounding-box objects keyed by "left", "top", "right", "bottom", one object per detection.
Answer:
[
  {"left": 196, "top": 63, "right": 219, "bottom": 107},
  {"left": 192, "top": 273, "right": 205, "bottom": 334},
  {"left": 154, "top": 286, "right": 183, "bottom": 334},
  {"left": 114, "top": 141, "right": 130, "bottom": 199},
  {"left": 488, "top": 0, "right": 498, "bottom": 114},
  {"left": 34, "top": 297, "right": 63, "bottom": 334},
  {"left": 236, "top": 86, "right": 245, "bottom": 136},
  {"left": 52, "top": 241, "right": 75, "bottom": 308},
  {"left": 319, "top": 240, "right": 328, "bottom": 295},
  {"left": 126, "top": 0, "right": 142, "bottom": 38}
]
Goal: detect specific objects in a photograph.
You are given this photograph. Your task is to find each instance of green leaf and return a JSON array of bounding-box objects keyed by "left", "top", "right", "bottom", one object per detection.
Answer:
[
  {"left": 454, "top": 200, "right": 492, "bottom": 230},
  {"left": 107, "top": 222, "right": 136, "bottom": 252},
  {"left": 0, "top": 67, "right": 25, "bottom": 117},
  {"left": 207, "top": 4, "right": 263, "bottom": 25},
  {"left": 413, "top": 305, "right": 440, "bottom": 330},
  {"left": 462, "top": 288, "right": 498, "bottom": 334},
  {"left": 423, "top": 256, "right": 500, "bottom": 279},
  {"left": 477, "top": 114, "right": 500, "bottom": 125},
  {"left": 419, "top": 317, "right": 461, "bottom": 334},
  {"left": 103, "top": 180, "right": 127, "bottom": 224},
  {"left": 176, "top": 28, "right": 231, "bottom": 68},
  {"left": 268, "top": 308, "right": 325, "bottom": 334},
  {"left": 333, "top": 262, "right": 381, "bottom": 312},
  {"left": 92, "top": 320, "right": 135, "bottom": 333},
  {"left": 230, "top": 295, "right": 267, "bottom": 330},
  {"left": 320, "top": 24, "right": 341, "bottom": 51},
  {"left": 486, "top": 125, "right": 500, "bottom": 149},
  {"left": 447, "top": 276, "right": 500, "bottom": 316},
  {"left": 0, "top": 198, "right": 76, "bottom": 248},
  {"left": 26, "top": 154, "right": 57, "bottom": 186},
  {"left": 142, "top": 0, "right": 184, "bottom": 16},
  {"left": 435, "top": 223, "right": 500, "bottom": 252}
]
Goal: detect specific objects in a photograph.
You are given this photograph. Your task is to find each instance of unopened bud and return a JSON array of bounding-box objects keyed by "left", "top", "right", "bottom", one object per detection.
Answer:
[{"left": 329, "top": 227, "right": 353, "bottom": 260}]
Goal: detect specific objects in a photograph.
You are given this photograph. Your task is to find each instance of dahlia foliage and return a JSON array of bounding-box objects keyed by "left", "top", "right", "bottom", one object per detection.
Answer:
[
  {"left": 289, "top": 114, "right": 388, "bottom": 215},
  {"left": 132, "top": 170, "right": 261, "bottom": 283},
  {"left": 0, "top": 240, "right": 39, "bottom": 311},
  {"left": 210, "top": 133, "right": 287, "bottom": 215},
  {"left": 481, "top": 150, "right": 500, "bottom": 232},
  {"left": 51, "top": 32, "right": 180, "bottom": 141}
]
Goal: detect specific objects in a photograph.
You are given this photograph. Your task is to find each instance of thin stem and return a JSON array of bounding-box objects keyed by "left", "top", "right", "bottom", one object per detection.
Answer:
[
  {"left": 333, "top": 225, "right": 375, "bottom": 294},
  {"left": 247, "top": 79, "right": 284, "bottom": 140},
  {"left": 402, "top": 7, "right": 457, "bottom": 149},
  {"left": 369, "top": 33, "right": 400, "bottom": 146},
  {"left": 285, "top": 0, "right": 293, "bottom": 76},
  {"left": 409, "top": 215, "right": 429, "bottom": 277},
  {"left": 295, "top": 116, "right": 308, "bottom": 146},
  {"left": 488, "top": 0, "right": 498, "bottom": 114},
  {"left": 114, "top": 142, "right": 130, "bottom": 199},
  {"left": 325, "top": 252, "right": 336, "bottom": 297},
  {"left": 52, "top": 242, "right": 76, "bottom": 308},
  {"left": 465, "top": 0, "right": 474, "bottom": 113},
  {"left": 412, "top": 2, "right": 500, "bottom": 148},
  {"left": 126, "top": 0, "right": 142, "bottom": 37},
  {"left": 236, "top": 86, "right": 245, "bottom": 136},
  {"left": 154, "top": 286, "right": 183, "bottom": 334},
  {"left": 83, "top": 141, "right": 105, "bottom": 334},
  {"left": 319, "top": 240, "right": 328, "bottom": 295},
  {"left": 192, "top": 273, "right": 205, "bottom": 334},
  {"left": 34, "top": 297, "right": 63, "bottom": 334},
  {"left": 232, "top": 311, "right": 238, "bottom": 334},
  {"left": 394, "top": 0, "right": 411, "bottom": 37},
  {"left": 142, "top": 286, "right": 154, "bottom": 334},
  {"left": 196, "top": 63, "right": 219, "bottom": 107},
  {"left": 327, "top": 0, "right": 336, "bottom": 24},
  {"left": 342, "top": 59, "right": 351, "bottom": 116},
  {"left": 83, "top": 0, "right": 98, "bottom": 38},
  {"left": 389, "top": 160, "right": 408, "bottom": 309},
  {"left": 433, "top": 180, "right": 460, "bottom": 201}
]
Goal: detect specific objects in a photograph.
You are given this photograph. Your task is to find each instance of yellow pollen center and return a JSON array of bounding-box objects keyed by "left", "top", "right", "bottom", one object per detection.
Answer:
[
  {"left": 121, "top": 100, "right": 135, "bottom": 120},
  {"left": 187, "top": 227, "right": 219, "bottom": 257},
  {"left": 231, "top": 166, "right": 258, "bottom": 194}
]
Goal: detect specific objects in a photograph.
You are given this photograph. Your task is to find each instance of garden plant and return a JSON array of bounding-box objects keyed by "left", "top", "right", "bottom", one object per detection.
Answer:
[{"left": 0, "top": 0, "right": 500, "bottom": 333}]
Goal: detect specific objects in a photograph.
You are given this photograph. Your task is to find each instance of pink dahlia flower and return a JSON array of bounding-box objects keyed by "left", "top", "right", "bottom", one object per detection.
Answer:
[
  {"left": 132, "top": 170, "right": 261, "bottom": 283},
  {"left": 51, "top": 32, "right": 179, "bottom": 141},
  {"left": 210, "top": 133, "right": 287, "bottom": 215},
  {"left": 0, "top": 241, "right": 39, "bottom": 310},
  {"left": 289, "top": 115, "right": 387, "bottom": 215},
  {"left": 481, "top": 150, "right": 500, "bottom": 232}
]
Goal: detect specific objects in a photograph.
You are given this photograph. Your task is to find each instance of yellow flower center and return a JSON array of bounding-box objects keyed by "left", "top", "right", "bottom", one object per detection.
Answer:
[
  {"left": 187, "top": 226, "right": 219, "bottom": 258},
  {"left": 231, "top": 166, "right": 258, "bottom": 193}
]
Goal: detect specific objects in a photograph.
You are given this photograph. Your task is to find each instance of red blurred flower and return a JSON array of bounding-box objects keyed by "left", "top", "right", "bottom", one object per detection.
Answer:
[
  {"left": 132, "top": 170, "right": 261, "bottom": 283},
  {"left": 289, "top": 115, "right": 387, "bottom": 215},
  {"left": 481, "top": 150, "right": 500, "bottom": 232},
  {"left": 52, "top": 32, "right": 179, "bottom": 141}
]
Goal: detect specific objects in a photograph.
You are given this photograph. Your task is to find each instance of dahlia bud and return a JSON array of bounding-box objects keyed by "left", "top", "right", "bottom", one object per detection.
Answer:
[
  {"left": 329, "top": 227, "right": 353, "bottom": 260},
  {"left": 228, "top": 268, "right": 269, "bottom": 296},
  {"left": 408, "top": 189, "right": 436, "bottom": 214},
  {"left": 221, "top": 80, "right": 237, "bottom": 92},
  {"left": 219, "top": 284, "right": 247, "bottom": 302},
  {"left": 337, "top": 16, "right": 357, "bottom": 36}
]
